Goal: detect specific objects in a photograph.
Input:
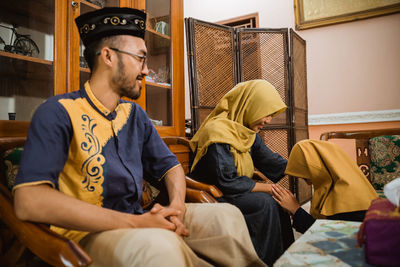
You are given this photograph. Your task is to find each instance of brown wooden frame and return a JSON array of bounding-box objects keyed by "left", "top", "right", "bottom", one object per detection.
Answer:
[
  {"left": 294, "top": 0, "right": 400, "bottom": 30},
  {"left": 320, "top": 128, "right": 400, "bottom": 181},
  {"left": 217, "top": 13, "right": 259, "bottom": 28},
  {"left": 0, "top": 120, "right": 92, "bottom": 266}
]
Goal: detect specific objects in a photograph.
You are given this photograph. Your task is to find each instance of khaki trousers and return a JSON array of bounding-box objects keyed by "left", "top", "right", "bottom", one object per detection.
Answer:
[{"left": 80, "top": 203, "right": 266, "bottom": 267}]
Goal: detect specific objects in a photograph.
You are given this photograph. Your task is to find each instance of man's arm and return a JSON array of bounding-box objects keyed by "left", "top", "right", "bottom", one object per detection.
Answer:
[
  {"left": 159, "top": 165, "right": 189, "bottom": 236},
  {"left": 14, "top": 184, "right": 180, "bottom": 232},
  {"left": 164, "top": 165, "right": 186, "bottom": 211}
]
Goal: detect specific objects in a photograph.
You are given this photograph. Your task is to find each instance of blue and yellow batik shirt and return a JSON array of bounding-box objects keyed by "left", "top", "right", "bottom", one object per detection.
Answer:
[{"left": 14, "top": 82, "right": 180, "bottom": 242}]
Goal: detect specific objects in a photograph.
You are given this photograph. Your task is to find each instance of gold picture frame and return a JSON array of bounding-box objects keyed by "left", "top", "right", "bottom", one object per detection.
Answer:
[{"left": 294, "top": 0, "right": 400, "bottom": 30}]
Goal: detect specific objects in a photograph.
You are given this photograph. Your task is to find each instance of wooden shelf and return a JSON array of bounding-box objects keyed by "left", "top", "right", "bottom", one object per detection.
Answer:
[
  {"left": 147, "top": 28, "right": 171, "bottom": 40},
  {"left": 146, "top": 30, "right": 171, "bottom": 56},
  {"left": 0, "top": 0, "right": 54, "bottom": 34},
  {"left": 81, "top": 0, "right": 102, "bottom": 13},
  {"left": 0, "top": 53, "right": 54, "bottom": 99},
  {"left": 0, "top": 50, "right": 52, "bottom": 65},
  {"left": 80, "top": 67, "right": 91, "bottom": 73},
  {"left": 0, "top": 54, "right": 53, "bottom": 80},
  {"left": 145, "top": 80, "right": 171, "bottom": 89}
]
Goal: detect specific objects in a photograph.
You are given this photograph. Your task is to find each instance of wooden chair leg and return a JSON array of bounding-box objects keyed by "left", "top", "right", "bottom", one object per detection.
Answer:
[{"left": 0, "top": 233, "right": 26, "bottom": 267}]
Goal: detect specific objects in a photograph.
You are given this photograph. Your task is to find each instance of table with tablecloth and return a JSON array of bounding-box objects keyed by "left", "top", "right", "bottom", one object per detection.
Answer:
[{"left": 274, "top": 219, "right": 372, "bottom": 266}]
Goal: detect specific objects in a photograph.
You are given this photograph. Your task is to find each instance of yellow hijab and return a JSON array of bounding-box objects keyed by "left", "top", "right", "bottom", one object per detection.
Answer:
[
  {"left": 285, "top": 140, "right": 378, "bottom": 218},
  {"left": 190, "top": 79, "right": 286, "bottom": 177}
]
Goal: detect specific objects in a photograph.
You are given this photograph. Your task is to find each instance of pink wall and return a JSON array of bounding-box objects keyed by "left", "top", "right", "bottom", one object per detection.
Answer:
[
  {"left": 300, "top": 13, "right": 400, "bottom": 114},
  {"left": 184, "top": 0, "right": 400, "bottom": 117}
]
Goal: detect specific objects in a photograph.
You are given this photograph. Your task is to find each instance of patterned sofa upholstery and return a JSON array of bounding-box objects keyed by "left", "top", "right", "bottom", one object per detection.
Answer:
[
  {"left": 320, "top": 128, "right": 400, "bottom": 195},
  {"left": 369, "top": 134, "right": 400, "bottom": 190}
]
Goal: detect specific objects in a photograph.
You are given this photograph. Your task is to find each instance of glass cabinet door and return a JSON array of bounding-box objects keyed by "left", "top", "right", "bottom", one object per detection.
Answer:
[
  {"left": 143, "top": 0, "right": 184, "bottom": 136},
  {"left": 145, "top": 0, "right": 172, "bottom": 127},
  {"left": 0, "top": 0, "right": 59, "bottom": 121}
]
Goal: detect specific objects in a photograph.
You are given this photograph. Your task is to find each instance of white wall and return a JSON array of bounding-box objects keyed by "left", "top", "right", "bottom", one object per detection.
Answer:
[{"left": 183, "top": 0, "right": 400, "bottom": 120}]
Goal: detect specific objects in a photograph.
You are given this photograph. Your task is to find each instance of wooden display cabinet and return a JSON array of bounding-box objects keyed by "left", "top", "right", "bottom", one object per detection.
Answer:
[{"left": 0, "top": 0, "right": 184, "bottom": 137}]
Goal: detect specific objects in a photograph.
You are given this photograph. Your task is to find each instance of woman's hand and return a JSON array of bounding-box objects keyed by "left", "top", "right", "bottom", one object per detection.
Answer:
[{"left": 271, "top": 184, "right": 300, "bottom": 215}]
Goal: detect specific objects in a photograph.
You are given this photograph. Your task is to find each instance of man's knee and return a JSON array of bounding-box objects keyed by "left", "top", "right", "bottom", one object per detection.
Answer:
[
  {"left": 129, "top": 229, "right": 193, "bottom": 266},
  {"left": 130, "top": 228, "right": 185, "bottom": 253},
  {"left": 186, "top": 203, "right": 248, "bottom": 238},
  {"left": 85, "top": 228, "right": 192, "bottom": 267}
]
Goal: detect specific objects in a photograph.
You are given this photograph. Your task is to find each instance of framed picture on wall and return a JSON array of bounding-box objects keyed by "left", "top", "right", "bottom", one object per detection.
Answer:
[{"left": 294, "top": 0, "right": 400, "bottom": 30}]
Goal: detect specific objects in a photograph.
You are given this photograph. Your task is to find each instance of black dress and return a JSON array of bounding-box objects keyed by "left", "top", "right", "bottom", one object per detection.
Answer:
[
  {"left": 292, "top": 208, "right": 316, "bottom": 234},
  {"left": 190, "top": 135, "right": 294, "bottom": 265},
  {"left": 292, "top": 207, "right": 367, "bottom": 234}
]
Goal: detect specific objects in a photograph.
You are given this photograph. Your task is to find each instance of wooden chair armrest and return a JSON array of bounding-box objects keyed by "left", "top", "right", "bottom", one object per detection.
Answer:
[
  {"left": 252, "top": 170, "right": 269, "bottom": 182},
  {"left": 185, "top": 188, "right": 217, "bottom": 203},
  {"left": 185, "top": 176, "right": 223, "bottom": 198},
  {"left": 320, "top": 128, "right": 400, "bottom": 141},
  {"left": 162, "top": 136, "right": 191, "bottom": 147},
  {"left": 0, "top": 121, "right": 30, "bottom": 138},
  {"left": 319, "top": 128, "right": 400, "bottom": 182},
  {"left": 0, "top": 184, "right": 92, "bottom": 267}
]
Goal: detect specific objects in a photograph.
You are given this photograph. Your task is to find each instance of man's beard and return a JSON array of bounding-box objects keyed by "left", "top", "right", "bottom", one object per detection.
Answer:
[
  {"left": 112, "top": 55, "right": 142, "bottom": 100},
  {"left": 124, "top": 84, "right": 141, "bottom": 100}
]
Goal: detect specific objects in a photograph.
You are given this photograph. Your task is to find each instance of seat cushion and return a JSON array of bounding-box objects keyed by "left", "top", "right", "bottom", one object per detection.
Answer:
[
  {"left": 2, "top": 147, "right": 24, "bottom": 190},
  {"left": 369, "top": 135, "right": 400, "bottom": 190}
]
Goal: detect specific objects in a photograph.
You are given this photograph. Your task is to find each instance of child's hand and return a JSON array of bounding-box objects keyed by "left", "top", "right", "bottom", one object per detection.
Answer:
[{"left": 271, "top": 184, "right": 300, "bottom": 215}]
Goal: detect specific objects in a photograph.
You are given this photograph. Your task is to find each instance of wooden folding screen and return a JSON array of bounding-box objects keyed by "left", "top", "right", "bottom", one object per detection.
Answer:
[
  {"left": 290, "top": 29, "right": 310, "bottom": 204},
  {"left": 185, "top": 18, "right": 311, "bottom": 204}
]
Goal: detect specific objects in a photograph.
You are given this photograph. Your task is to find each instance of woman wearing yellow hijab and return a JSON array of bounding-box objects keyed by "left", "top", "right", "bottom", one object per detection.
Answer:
[
  {"left": 272, "top": 140, "right": 378, "bottom": 233},
  {"left": 190, "top": 80, "right": 291, "bottom": 265}
]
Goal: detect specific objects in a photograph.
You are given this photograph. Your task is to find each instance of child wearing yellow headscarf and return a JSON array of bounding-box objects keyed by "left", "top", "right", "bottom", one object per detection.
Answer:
[
  {"left": 190, "top": 80, "right": 291, "bottom": 265},
  {"left": 272, "top": 140, "right": 378, "bottom": 233}
]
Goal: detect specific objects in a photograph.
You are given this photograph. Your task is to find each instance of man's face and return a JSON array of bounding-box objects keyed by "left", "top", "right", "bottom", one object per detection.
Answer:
[{"left": 111, "top": 36, "right": 149, "bottom": 99}]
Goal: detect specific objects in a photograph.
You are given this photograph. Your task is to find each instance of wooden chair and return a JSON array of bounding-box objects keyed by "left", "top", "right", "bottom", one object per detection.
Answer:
[
  {"left": 161, "top": 136, "right": 271, "bottom": 186},
  {"left": 0, "top": 120, "right": 91, "bottom": 266},
  {"left": 0, "top": 120, "right": 221, "bottom": 266},
  {"left": 320, "top": 128, "right": 400, "bottom": 182},
  {"left": 161, "top": 136, "right": 223, "bottom": 199}
]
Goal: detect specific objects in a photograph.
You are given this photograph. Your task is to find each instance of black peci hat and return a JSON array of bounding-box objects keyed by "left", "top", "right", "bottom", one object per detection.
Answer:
[{"left": 75, "top": 7, "right": 146, "bottom": 47}]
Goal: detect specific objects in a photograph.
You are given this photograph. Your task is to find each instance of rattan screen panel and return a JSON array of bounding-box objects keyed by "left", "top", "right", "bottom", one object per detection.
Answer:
[
  {"left": 291, "top": 30, "right": 308, "bottom": 132},
  {"left": 291, "top": 30, "right": 308, "bottom": 111},
  {"left": 186, "top": 18, "right": 236, "bottom": 132},
  {"left": 296, "top": 178, "right": 313, "bottom": 205},
  {"left": 290, "top": 29, "right": 311, "bottom": 203},
  {"left": 258, "top": 129, "right": 289, "bottom": 159},
  {"left": 294, "top": 109, "right": 307, "bottom": 127},
  {"left": 258, "top": 129, "right": 291, "bottom": 190},
  {"left": 237, "top": 30, "right": 289, "bottom": 106},
  {"left": 293, "top": 128, "right": 309, "bottom": 144}
]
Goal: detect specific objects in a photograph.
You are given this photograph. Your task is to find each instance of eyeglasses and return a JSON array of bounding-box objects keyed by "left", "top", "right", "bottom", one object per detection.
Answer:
[{"left": 108, "top": 47, "right": 147, "bottom": 70}]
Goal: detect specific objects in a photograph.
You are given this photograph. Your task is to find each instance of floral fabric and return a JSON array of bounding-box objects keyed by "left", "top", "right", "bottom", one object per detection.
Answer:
[
  {"left": 369, "top": 135, "right": 400, "bottom": 190},
  {"left": 2, "top": 147, "right": 24, "bottom": 190}
]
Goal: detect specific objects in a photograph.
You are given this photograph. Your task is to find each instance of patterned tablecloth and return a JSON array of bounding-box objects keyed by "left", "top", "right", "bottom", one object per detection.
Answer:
[{"left": 274, "top": 219, "right": 374, "bottom": 267}]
